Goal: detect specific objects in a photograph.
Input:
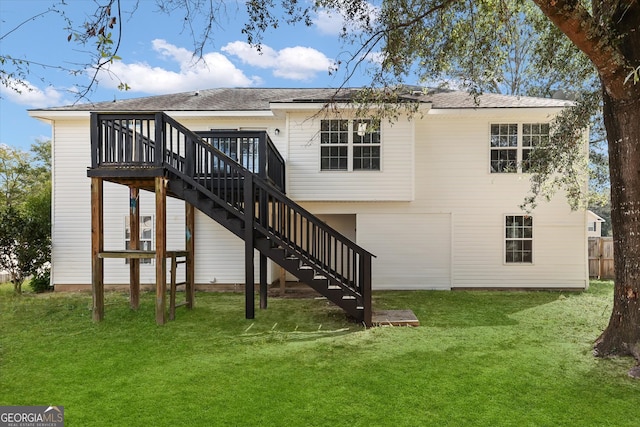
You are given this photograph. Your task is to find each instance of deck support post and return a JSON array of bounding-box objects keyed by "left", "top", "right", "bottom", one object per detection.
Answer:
[
  {"left": 258, "top": 183, "right": 268, "bottom": 310},
  {"left": 244, "top": 173, "right": 255, "bottom": 320},
  {"left": 129, "top": 187, "right": 140, "bottom": 310},
  {"left": 185, "top": 201, "right": 195, "bottom": 309},
  {"left": 155, "top": 176, "right": 167, "bottom": 325},
  {"left": 259, "top": 254, "right": 268, "bottom": 309},
  {"left": 91, "top": 177, "right": 104, "bottom": 322}
]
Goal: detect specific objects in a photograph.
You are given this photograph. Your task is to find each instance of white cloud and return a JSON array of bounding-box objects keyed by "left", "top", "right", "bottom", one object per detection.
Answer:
[
  {"left": 314, "top": 4, "right": 380, "bottom": 36},
  {"left": 221, "top": 41, "right": 279, "bottom": 68},
  {"left": 222, "top": 42, "right": 332, "bottom": 81},
  {"left": 98, "top": 39, "right": 259, "bottom": 94},
  {"left": 0, "top": 78, "right": 65, "bottom": 108},
  {"left": 315, "top": 9, "right": 345, "bottom": 35}
]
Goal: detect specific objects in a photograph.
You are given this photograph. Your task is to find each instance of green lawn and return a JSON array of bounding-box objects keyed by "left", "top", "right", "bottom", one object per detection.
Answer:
[{"left": 1, "top": 281, "right": 638, "bottom": 426}]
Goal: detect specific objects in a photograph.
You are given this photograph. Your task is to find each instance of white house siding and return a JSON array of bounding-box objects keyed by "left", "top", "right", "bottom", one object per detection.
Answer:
[
  {"left": 358, "top": 213, "right": 452, "bottom": 290},
  {"left": 51, "top": 116, "right": 268, "bottom": 289},
  {"left": 51, "top": 119, "right": 92, "bottom": 286},
  {"left": 415, "top": 109, "right": 588, "bottom": 289},
  {"left": 286, "top": 112, "right": 414, "bottom": 201},
  {"left": 48, "top": 104, "right": 587, "bottom": 291}
]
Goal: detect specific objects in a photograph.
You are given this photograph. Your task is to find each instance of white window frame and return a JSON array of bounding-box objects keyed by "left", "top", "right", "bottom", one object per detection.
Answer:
[
  {"left": 125, "top": 215, "right": 154, "bottom": 265},
  {"left": 504, "top": 214, "right": 533, "bottom": 264},
  {"left": 490, "top": 123, "right": 549, "bottom": 173},
  {"left": 320, "top": 119, "right": 381, "bottom": 172}
]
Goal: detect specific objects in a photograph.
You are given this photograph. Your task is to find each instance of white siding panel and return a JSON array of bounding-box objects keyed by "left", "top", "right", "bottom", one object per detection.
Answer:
[
  {"left": 52, "top": 120, "right": 92, "bottom": 285},
  {"left": 286, "top": 113, "right": 414, "bottom": 201},
  {"left": 358, "top": 213, "right": 451, "bottom": 290}
]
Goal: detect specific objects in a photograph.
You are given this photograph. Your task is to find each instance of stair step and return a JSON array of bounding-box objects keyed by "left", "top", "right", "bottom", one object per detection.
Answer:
[
  {"left": 342, "top": 295, "right": 356, "bottom": 300},
  {"left": 313, "top": 274, "right": 327, "bottom": 280},
  {"left": 299, "top": 265, "right": 313, "bottom": 270}
]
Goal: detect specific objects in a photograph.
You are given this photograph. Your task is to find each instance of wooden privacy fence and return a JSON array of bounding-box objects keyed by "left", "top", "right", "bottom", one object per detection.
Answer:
[{"left": 588, "top": 237, "right": 614, "bottom": 279}]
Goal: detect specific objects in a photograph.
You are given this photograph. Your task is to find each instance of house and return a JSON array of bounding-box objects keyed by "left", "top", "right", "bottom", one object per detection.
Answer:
[
  {"left": 29, "top": 87, "right": 589, "bottom": 324},
  {"left": 587, "top": 210, "right": 606, "bottom": 237}
]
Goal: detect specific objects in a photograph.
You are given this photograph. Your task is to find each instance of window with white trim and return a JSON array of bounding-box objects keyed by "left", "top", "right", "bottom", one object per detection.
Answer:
[
  {"left": 522, "top": 123, "right": 549, "bottom": 172},
  {"left": 320, "top": 119, "right": 381, "bottom": 171},
  {"left": 505, "top": 215, "right": 533, "bottom": 263},
  {"left": 491, "top": 123, "right": 549, "bottom": 173},
  {"left": 125, "top": 215, "right": 153, "bottom": 264}
]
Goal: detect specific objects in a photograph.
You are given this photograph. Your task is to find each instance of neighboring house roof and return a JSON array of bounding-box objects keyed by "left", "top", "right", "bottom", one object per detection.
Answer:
[
  {"left": 32, "top": 87, "right": 571, "bottom": 113},
  {"left": 587, "top": 210, "right": 606, "bottom": 223}
]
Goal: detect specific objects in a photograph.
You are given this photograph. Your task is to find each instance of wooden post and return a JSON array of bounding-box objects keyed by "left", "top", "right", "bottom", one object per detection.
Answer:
[
  {"left": 260, "top": 254, "right": 268, "bottom": 309},
  {"left": 244, "top": 173, "right": 255, "bottom": 320},
  {"left": 129, "top": 187, "right": 140, "bottom": 310},
  {"left": 185, "top": 202, "right": 195, "bottom": 309},
  {"left": 169, "top": 254, "right": 177, "bottom": 321},
  {"left": 155, "top": 176, "right": 167, "bottom": 325},
  {"left": 91, "top": 177, "right": 104, "bottom": 322}
]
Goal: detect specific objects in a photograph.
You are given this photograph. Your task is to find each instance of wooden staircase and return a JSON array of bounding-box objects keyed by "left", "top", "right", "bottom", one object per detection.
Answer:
[{"left": 88, "top": 112, "right": 373, "bottom": 325}]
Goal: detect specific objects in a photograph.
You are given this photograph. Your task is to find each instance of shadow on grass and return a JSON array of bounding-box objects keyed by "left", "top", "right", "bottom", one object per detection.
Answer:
[{"left": 373, "top": 290, "right": 564, "bottom": 327}]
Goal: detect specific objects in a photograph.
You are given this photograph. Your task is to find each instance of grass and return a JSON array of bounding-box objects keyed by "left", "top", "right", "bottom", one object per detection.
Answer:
[{"left": 0, "top": 281, "right": 638, "bottom": 426}]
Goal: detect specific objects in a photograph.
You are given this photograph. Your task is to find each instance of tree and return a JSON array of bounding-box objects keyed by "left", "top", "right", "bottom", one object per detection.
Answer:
[{"left": 0, "top": 141, "right": 51, "bottom": 293}]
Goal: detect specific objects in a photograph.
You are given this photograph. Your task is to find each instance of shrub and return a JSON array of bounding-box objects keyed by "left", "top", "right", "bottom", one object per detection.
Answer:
[{"left": 30, "top": 269, "right": 51, "bottom": 293}]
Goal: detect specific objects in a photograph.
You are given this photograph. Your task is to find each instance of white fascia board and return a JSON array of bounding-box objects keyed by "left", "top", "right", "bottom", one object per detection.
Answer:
[
  {"left": 427, "top": 107, "right": 566, "bottom": 116},
  {"left": 167, "top": 110, "right": 274, "bottom": 118},
  {"left": 28, "top": 110, "right": 90, "bottom": 121},
  {"left": 269, "top": 102, "right": 431, "bottom": 114},
  {"left": 28, "top": 110, "right": 274, "bottom": 121}
]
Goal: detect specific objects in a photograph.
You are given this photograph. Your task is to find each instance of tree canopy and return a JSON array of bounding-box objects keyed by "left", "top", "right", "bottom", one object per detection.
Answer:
[{"left": 0, "top": 141, "right": 51, "bottom": 293}]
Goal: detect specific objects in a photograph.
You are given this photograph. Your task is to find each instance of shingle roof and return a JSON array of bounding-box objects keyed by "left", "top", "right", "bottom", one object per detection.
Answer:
[{"left": 34, "top": 87, "right": 570, "bottom": 112}]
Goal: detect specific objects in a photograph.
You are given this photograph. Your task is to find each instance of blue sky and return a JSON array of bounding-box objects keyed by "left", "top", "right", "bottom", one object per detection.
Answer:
[{"left": 0, "top": 0, "right": 379, "bottom": 151}]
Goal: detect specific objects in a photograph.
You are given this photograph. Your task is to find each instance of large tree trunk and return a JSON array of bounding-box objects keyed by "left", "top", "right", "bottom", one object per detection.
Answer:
[
  {"left": 533, "top": 0, "right": 640, "bottom": 377},
  {"left": 593, "top": 88, "right": 640, "bottom": 365}
]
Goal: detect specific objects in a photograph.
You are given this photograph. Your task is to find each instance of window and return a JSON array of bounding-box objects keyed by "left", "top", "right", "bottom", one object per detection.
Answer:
[
  {"left": 320, "top": 119, "right": 381, "bottom": 171},
  {"left": 490, "top": 124, "right": 518, "bottom": 172},
  {"left": 505, "top": 215, "right": 533, "bottom": 263},
  {"left": 125, "top": 215, "right": 153, "bottom": 264},
  {"left": 522, "top": 123, "right": 549, "bottom": 172},
  {"left": 353, "top": 119, "right": 381, "bottom": 170},
  {"left": 491, "top": 123, "right": 549, "bottom": 173},
  {"left": 320, "top": 119, "right": 348, "bottom": 170}
]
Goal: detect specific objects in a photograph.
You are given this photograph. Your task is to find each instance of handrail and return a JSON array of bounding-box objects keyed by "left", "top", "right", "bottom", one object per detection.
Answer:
[
  {"left": 196, "top": 130, "right": 285, "bottom": 191},
  {"left": 90, "top": 111, "right": 372, "bottom": 321}
]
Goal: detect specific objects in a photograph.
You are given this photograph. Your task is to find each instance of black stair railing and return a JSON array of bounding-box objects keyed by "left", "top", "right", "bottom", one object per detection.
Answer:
[{"left": 90, "top": 112, "right": 372, "bottom": 324}]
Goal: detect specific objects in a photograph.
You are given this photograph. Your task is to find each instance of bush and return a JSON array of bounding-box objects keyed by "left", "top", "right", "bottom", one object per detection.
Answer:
[{"left": 30, "top": 269, "right": 51, "bottom": 293}]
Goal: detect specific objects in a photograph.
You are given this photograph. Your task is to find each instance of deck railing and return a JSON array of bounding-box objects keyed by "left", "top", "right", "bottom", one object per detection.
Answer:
[{"left": 91, "top": 113, "right": 285, "bottom": 191}]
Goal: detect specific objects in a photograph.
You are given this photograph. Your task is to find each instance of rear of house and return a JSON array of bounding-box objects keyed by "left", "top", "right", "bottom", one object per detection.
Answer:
[{"left": 30, "top": 87, "right": 589, "bottom": 292}]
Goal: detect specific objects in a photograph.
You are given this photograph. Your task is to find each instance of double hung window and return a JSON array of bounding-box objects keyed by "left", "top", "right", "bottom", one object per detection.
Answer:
[
  {"left": 321, "top": 119, "right": 381, "bottom": 171},
  {"left": 491, "top": 123, "right": 549, "bottom": 173},
  {"left": 505, "top": 215, "right": 533, "bottom": 263}
]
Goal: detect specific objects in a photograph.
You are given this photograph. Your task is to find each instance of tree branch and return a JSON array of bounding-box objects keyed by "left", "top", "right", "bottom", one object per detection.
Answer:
[{"left": 531, "top": 0, "right": 630, "bottom": 99}]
